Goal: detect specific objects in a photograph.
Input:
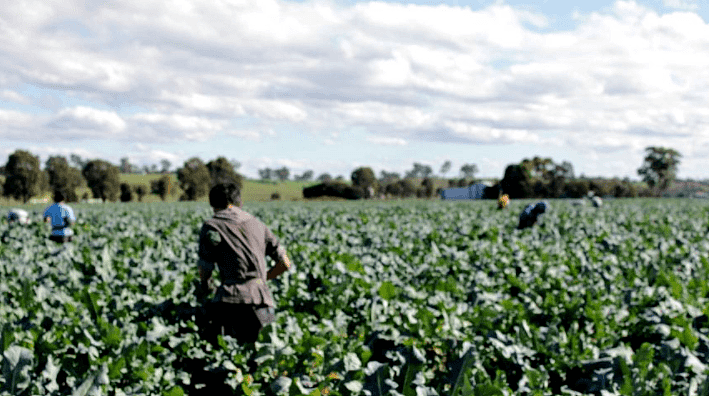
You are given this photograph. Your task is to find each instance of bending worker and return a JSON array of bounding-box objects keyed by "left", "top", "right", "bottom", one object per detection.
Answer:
[
  {"left": 7, "top": 208, "right": 30, "bottom": 225},
  {"left": 517, "top": 201, "right": 549, "bottom": 230},
  {"left": 196, "top": 182, "right": 292, "bottom": 345}
]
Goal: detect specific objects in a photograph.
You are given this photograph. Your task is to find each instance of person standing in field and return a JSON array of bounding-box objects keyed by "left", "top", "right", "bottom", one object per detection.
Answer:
[
  {"left": 196, "top": 182, "right": 292, "bottom": 345},
  {"left": 44, "top": 190, "right": 76, "bottom": 243},
  {"left": 517, "top": 201, "right": 548, "bottom": 230}
]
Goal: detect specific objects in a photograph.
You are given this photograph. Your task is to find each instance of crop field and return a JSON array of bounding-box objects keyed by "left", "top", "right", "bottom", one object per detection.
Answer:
[{"left": 2, "top": 199, "right": 709, "bottom": 395}]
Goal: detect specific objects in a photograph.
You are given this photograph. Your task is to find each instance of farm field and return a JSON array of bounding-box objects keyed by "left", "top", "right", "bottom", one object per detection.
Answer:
[
  {"left": 117, "top": 175, "right": 319, "bottom": 203},
  {"left": 2, "top": 199, "right": 709, "bottom": 395}
]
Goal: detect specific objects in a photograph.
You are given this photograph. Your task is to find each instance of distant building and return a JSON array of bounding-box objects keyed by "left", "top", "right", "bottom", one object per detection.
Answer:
[{"left": 440, "top": 183, "right": 489, "bottom": 200}]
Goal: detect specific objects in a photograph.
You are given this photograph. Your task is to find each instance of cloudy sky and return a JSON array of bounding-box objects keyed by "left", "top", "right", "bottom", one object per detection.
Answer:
[{"left": 1, "top": 0, "right": 707, "bottom": 180}]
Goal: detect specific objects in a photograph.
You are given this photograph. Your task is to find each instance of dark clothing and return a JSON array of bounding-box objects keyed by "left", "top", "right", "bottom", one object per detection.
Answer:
[
  {"left": 198, "top": 206, "right": 284, "bottom": 307},
  {"left": 207, "top": 303, "right": 275, "bottom": 344},
  {"left": 197, "top": 206, "right": 285, "bottom": 343},
  {"left": 517, "top": 202, "right": 548, "bottom": 230},
  {"left": 49, "top": 235, "right": 73, "bottom": 243}
]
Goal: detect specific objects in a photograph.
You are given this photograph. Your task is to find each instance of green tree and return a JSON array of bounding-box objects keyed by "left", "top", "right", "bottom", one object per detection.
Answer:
[
  {"left": 500, "top": 164, "right": 533, "bottom": 199},
  {"left": 259, "top": 168, "right": 273, "bottom": 180},
  {"left": 177, "top": 157, "right": 210, "bottom": 200},
  {"left": 206, "top": 156, "right": 244, "bottom": 188},
  {"left": 134, "top": 183, "right": 148, "bottom": 202},
  {"left": 120, "top": 183, "right": 133, "bottom": 202},
  {"left": 2, "top": 150, "right": 44, "bottom": 203},
  {"left": 160, "top": 159, "right": 171, "bottom": 173},
  {"left": 521, "top": 157, "right": 554, "bottom": 179},
  {"left": 45, "top": 156, "right": 84, "bottom": 202},
  {"left": 351, "top": 167, "right": 377, "bottom": 191},
  {"left": 421, "top": 177, "right": 435, "bottom": 198},
  {"left": 70, "top": 154, "right": 87, "bottom": 169},
  {"left": 317, "top": 173, "right": 332, "bottom": 182},
  {"left": 150, "top": 175, "right": 174, "bottom": 201},
  {"left": 379, "top": 170, "right": 400, "bottom": 184},
  {"left": 460, "top": 163, "right": 478, "bottom": 179},
  {"left": 274, "top": 166, "right": 290, "bottom": 182},
  {"left": 120, "top": 157, "right": 135, "bottom": 173},
  {"left": 405, "top": 163, "right": 433, "bottom": 179},
  {"left": 294, "top": 170, "right": 314, "bottom": 181},
  {"left": 82, "top": 160, "right": 120, "bottom": 201},
  {"left": 637, "top": 146, "right": 681, "bottom": 192},
  {"left": 440, "top": 160, "right": 452, "bottom": 177}
]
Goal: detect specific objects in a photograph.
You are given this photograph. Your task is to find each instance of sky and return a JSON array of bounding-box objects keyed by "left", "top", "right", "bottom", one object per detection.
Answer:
[{"left": 1, "top": 0, "right": 708, "bottom": 180}]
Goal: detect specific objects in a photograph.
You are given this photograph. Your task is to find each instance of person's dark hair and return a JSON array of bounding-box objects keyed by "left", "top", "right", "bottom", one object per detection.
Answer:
[
  {"left": 209, "top": 183, "right": 241, "bottom": 209},
  {"left": 532, "top": 202, "right": 547, "bottom": 215},
  {"left": 53, "top": 189, "right": 65, "bottom": 203}
]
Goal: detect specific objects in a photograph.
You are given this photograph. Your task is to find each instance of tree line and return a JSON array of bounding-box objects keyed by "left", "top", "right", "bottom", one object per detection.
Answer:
[
  {"left": 0, "top": 146, "right": 681, "bottom": 203},
  {"left": 0, "top": 151, "right": 245, "bottom": 203},
  {"left": 303, "top": 147, "right": 682, "bottom": 200}
]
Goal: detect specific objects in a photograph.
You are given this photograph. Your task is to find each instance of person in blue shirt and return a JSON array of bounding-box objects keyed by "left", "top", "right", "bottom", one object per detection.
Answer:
[
  {"left": 517, "top": 201, "right": 548, "bottom": 230},
  {"left": 43, "top": 190, "right": 76, "bottom": 243}
]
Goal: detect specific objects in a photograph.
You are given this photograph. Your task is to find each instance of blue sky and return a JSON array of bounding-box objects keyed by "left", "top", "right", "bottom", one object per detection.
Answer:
[{"left": 1, "top": 0, "right": 707, "bottom": 180}]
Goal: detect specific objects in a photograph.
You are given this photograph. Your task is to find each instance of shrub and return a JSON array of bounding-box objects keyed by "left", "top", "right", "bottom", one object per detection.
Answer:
[{"left": 303, "top": 182, "right": 364, "bottom": 200}]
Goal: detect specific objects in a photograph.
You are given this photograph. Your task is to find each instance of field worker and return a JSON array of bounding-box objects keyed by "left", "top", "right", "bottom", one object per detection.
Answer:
[
  {"left": 7, "top": 208, "right": 30, "bottom": 225},
  {"left": 517, "top": 201, "right": 549, "bottom": 230},
  {"left": 591, "top": 196, "right": 603, "bottom": 208},
  {"left": 497, "top": 194, "right": 509, "bottom": 210},
  {"left": 197, "top": 182, "right": 292, "bottom": 345},
  {"left": 43, "top": 190, "right": 76, "bottom": 243}
]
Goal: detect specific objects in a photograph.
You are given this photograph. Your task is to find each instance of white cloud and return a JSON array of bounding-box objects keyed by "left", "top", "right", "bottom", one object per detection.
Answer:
[
  {"left": 366, "top": 136, "right": 408, "bottom": 146},
  {"left": 0, "top": 109, "right": 33, "bottom": 126},
  {"left": 239, "top": 156, "right": 351, "bottom": 179},
  {"left": 130, "top": 147, "right": 182, "bottom": 168},
  {"left": 243, "top": 100, "right": 307, "bottom": 123},
  {"left": 130, "top": 113, "right": 225, "bottom": 141},
  {"left": 225, "top": 129, "right": 262, "bottom": 141},
  {"left": 1, "top": 0, "right": 709, "bottom": 177},
  {"left": 46, "top": 106, "right": 126, "bottom": 133},
  {"left": 0, "top": 90, "right": 30, "bottom": 104},
  {"left": 443, "top": 121, "right": 539, "bottom": 144}
]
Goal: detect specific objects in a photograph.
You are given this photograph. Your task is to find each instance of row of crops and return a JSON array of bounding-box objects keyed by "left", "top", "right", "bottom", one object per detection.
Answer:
[{"left": 2, "top": 199, "right": 709, "bottom": 395}]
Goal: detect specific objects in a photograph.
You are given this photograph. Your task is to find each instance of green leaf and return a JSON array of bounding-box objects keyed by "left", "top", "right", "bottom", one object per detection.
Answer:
[
  {"left": 378, "top": 281, "right": 398, "bottom": 301},
  {"left": 163, "top": 385, "right": 184, "bottom": 396},
  {"left": 474, "top": 383, "right": 504, "bottom": 396}
]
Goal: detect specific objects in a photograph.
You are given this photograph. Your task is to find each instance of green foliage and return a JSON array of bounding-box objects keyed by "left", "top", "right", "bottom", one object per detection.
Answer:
[
  {"left": 500, "top": 164, "right": 532, "bottom": 198},
  {"left": 1, "top": 199, "right": 709, "bottom": 395},
  {"left": 133, "top": 183, "right": 148, "bottom": 202},
  {"left": 2, "top": 150, "right": 44, "bottom": 203},
  {"left": 637, "top": 146, "right": 682, "bottom": 192},
  {"left": 460, "top": 163, "right": 478, "bottom": 179},
  {"left": 177, "top": 157, "right": 210, "bottom": 200},
  {"left": 82, "top": 159, "right": 120, "bottom": 201},
  {"left": 150, "top": 175, "right": 174, "bottom": 201},
  {"left": 351, "top": 167, "right": 376, "bottom": 192},
  {"left": 120, "top": 183, "right": 133, "bottom": 202},
  {"left": 45, "top": 156, "right": 84, "bottom": 202},
  {"left": 206, "top": 156, "right": 244, "bottom": 188}
]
